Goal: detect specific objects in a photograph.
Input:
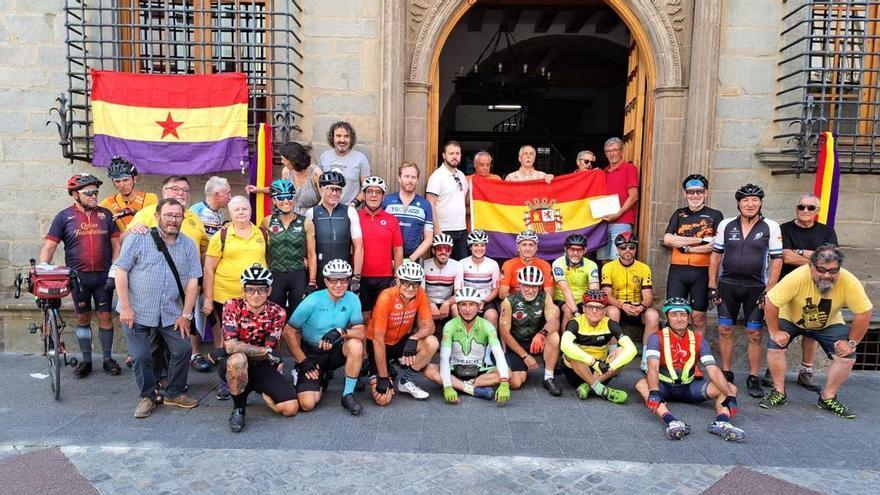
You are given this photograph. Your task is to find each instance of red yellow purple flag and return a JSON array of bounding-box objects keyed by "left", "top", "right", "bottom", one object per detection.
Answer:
[
  {"left": 249, "top": 123, "right": 273, "bottom": 224},
  {"left": 813, "top": 131, "right": 840, "bottom": 227},
  {"left": 471, "top": 171, "right": 608, "bottom": 260},
  {"left": 90, "top": 69, "right": 249, "bottom": 175}
]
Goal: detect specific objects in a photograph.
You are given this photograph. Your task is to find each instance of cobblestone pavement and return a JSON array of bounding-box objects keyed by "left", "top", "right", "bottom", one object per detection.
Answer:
[{"left": 1, "top": 353, "right": 878, "bottom": 493}]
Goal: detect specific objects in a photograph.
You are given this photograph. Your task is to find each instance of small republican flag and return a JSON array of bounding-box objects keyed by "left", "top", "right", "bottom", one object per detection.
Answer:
[
  {"left": 813, "top": 131, "right": 840, "bottom": 227},
  {"left": 90, "top": 69, "right": 249, "bottom": 175}
]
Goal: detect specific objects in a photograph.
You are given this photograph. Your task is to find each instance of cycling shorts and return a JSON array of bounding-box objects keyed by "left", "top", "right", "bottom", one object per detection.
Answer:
[
  {"left": 506, "top": 339, "right": 541, "bottom": 373},
  {"left": 666, "top": 265, "right": 710, "bottom": 312},
  {"left": 296, "top": 341, "right": 348, "bottom": 393},
  {"left": 72, "top": 271, "right": 113, "bottom": 314},
  {"left": 658, "top": 380, "right": 710, "bottom": 404},
  {"left": 268, "top": 269, "right": 308, "bottom": 317},
  {"left": 366, "top": 337, "right": 408, "bottom": 376},
  {"left": 359, "top": 276, "right": 394, "bottom": 311},
  {"left": 219, "top": 359, "right": 297, "bottom": 403},
  {"left": 562, "top": 364, "right": 615, "bottom": 388},
  {"left": 768, "top": 320, "right": 855, "bottom": 359},
  {"left": 480, "top": 299, "right": 500, "bottom": 315},
  {"left": 717, "top": 282, "right": 765, "bottom": 331}
]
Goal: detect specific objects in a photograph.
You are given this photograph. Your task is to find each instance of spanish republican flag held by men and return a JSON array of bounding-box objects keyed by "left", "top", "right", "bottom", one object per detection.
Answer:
[
  {"left": 813, "top": 131, "right": 840, "bottom": 227},
  {"left": 471, "top": 170, "right": 608, "bottom": 260},
  {"left": 90, "top": 69, "right": 249, "bottom": 175}
]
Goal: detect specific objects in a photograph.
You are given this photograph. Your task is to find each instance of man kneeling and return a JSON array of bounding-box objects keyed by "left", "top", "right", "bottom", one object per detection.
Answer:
[
  {"left": 222, "top": 265, "right": 298, "bottom": 432},
  {"left": 635, "top": 298, "right": 744, "bottom": 441}
]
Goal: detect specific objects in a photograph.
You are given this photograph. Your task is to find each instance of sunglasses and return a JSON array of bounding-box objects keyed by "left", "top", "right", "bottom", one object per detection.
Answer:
[
  {"left": 325, "top": 278, "right": 349, "bottom": 286},
  {"left": 453, "top": 174, "right": 463, "bottom": 192},
  {"left": 399, "top": 281, "right": 420, "bottom": 289},
  {"left": 685, "top": 189, "right": 706, "bottom": 195},
  {"left": 434, "top": 245, "right": 452, "bottom": 253},
  {"left": 813, "top": 264, "right": 840, "bottom": 274},
  {"left": 273, "top": 194, "right": 294, "bottom": 202},
  {"left": 79, "top": 189, "right": 100, "bottom": 197},
  {"left": 618, "top": 244, "right": 637, "bottom": 251},
  {"left": 325, "top": 187, "right": 343, "bottom": 194},
  {"left": 243, "top": 286, "right": 270, "bottom": 295},
  {"left": 797, "top": 204, "right": 818, "bottom": 211}
]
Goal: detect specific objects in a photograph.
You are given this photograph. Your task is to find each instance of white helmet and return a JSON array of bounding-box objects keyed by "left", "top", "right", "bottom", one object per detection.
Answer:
[
  {"left": 322, "top": 259, "right": 353, "bottom": 278},
  {"left": 467, "top": 230, "right": 489, "bottom": 245},
  {"left": 516, "top": 265, "right": 544, "bottom": 286},
  {"left": 516, "top": 230, "right": 539, "bottom": 244},
  {"left": 432, "top": 233, "right": 454, "bottom": 247},
  {"left": 396, "top": 262, "right": 424, "bottom": 283},
  {"left": 240, "top": 263, "right": 273, "bottom": 286},
  {"left": 455, "top": 287, "right": 482, "bottom": 304},
  {"left": 361, "top": 176, "right": 386, "bottom": 193}
]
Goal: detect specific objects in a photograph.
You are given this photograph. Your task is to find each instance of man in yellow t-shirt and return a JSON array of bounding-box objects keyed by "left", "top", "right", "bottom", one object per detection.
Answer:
[
  {"left": 100, "top": 157, "right": 158, "bottom": 232},
  {"left": 128, "top": 176, "right": 207, "bottom": 256},
  {"left": 762, "top": 244, "right": 873, "bottom": 419}
]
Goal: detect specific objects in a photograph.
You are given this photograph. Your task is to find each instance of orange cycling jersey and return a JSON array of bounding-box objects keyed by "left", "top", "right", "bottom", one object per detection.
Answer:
[
  {"left": 367, "top": 285, "right": 433, "bottom": 346},
  {"left": 100, "top": 190, "right": 158, "bottom": 231}
]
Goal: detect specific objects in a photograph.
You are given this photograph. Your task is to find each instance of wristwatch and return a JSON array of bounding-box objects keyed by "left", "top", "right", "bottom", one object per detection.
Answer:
[
  {"left": 797, "top": 249, "right": 805, "bottom": 256},
  {"left": 182, "top": 313, "right": 194, "bottom": 321},
  {"left": 847, "top": 339, "right": 858, "bottom": 349}
]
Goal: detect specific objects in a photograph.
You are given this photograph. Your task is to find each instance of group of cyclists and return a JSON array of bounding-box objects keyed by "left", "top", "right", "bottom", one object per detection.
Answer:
[{"left": 38, "top": 144, "right": 873, "bottom": 442}]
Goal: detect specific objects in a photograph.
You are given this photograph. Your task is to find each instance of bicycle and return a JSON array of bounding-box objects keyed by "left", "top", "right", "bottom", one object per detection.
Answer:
[{"left": 14, "top": 258, "right": 80, "bottom": 400}]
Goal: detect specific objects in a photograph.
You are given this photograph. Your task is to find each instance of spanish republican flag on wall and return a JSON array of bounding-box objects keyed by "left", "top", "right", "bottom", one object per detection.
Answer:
[
  {"left": 813, "top": 131, "right": 840, "bottom": 227},
  {"left": 471, "top": 170, "right": 608, "bottom": 260},
  {"left": 90, "top": 70, "right": 249, "bottom": 175}
]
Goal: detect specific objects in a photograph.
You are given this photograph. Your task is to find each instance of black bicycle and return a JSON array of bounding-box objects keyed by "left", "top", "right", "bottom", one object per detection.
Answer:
[{"left": 14, "top": 259, "right": 80, "bottom": 400}]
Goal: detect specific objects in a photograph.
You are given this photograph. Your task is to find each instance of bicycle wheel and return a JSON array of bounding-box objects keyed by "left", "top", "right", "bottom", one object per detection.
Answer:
[{"left": 47, "top": 309, "right": 61, "bottom": 401}]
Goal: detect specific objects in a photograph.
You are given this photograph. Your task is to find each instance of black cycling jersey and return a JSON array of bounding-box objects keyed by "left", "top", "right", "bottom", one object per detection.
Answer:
[{"left": 713, "top": 216, "right": 783, "bottom": 287}]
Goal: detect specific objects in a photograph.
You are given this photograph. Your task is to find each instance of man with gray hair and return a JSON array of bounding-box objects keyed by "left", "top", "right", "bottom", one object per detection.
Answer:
[
  {"left": 575, "top": 150, "right": 596, "bottom": 171},
  {"left": 191, "top": 176, "right": 232, "bottom": 238},
  {"left": 505, "top": 145, "right": 553, "bottom": 183},
  {"left": 597, "top": 137, "right": 639, "bottom": 262},
  {"left": 761, "top": 244, "right": 873, "bottom": 418}
]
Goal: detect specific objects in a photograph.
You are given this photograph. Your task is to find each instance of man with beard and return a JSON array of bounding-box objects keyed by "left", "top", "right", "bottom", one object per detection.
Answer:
[
  {"left": 498, "top": 230, "right": 554, "bottom": 300},
  {"left": 41, "top": 173, "right": 121, "bottom": 378},
  {"left": 426, "top": 141, "right": 470, "bottom": 260},
  {"left": 709, "top": 184, "right": 782, "bottom": 399},
  {"left": 128, "top": 176, "right": 208, "bottom": 255},
  {"left": 318, "top": 121, "right": 370, "bottom": 208},
  {"left": 761, "top": 245, "right": 873, "bottom": 418},
  {"left": 505, "top": 145, "right": 553, "bottom": 183},
  {"left": 422, "top": 234, "right": 463, "bottom": 324},
  {"left": 384, "top": 162, "right": 434, "bottom": 262}
]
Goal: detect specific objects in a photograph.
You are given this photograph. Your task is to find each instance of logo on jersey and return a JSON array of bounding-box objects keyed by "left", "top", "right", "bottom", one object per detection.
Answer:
[
  {"left": 523, "top": 198, "right": 562, "bottom": 234},
  {"left": 513, "top": 310, "right": 527, "bottom": 320},
  {"left": 269, "top": 225, "right": 283, "bottom": 234},
  {"left": 97, "top": 212, "right": 106, "bottom": 220},
  {"left": 754, "top": 232, "right": 764, "bottom": 240},
  {"left": 380, "top": 219, "right": 387, "bottom": 226}
]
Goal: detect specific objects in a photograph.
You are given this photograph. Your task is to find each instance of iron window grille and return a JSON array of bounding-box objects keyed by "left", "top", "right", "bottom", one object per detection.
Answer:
[
  {"left": 775, "top": 1, "right": 880, "bottom": 174},
  {"left": 53, "top": 0, "right": 303, "bottom": 164}
]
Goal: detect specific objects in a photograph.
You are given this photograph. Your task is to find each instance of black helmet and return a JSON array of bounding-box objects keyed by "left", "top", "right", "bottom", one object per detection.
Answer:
[
  {"left": 735, "top": 183, "right": 764, "bottom": 201},
  {"left": 682, "top": 174, "right": 708, "bottom": 190},
  {"left": 319, "top": 171, "right": 346, "bottom": 188},
  {"left": 564, "top": 233, "right": 588, "bottom": 248},
  {"left": 107, "top": 156, "right": 138, "bottom": 179},
  {"left": 614, "top": 231, "right": 639, "bottom": 247}
]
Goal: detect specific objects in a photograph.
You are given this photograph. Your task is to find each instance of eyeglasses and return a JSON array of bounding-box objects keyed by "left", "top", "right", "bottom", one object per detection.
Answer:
[
  {"left": 243, "top": 287, "right": 270, "bottom": 295},
  {"left": 797, "top": 204, "right": 818, "bottom": 211},
  {"left": 273, "top": 194, "right": 294, "bottom": 202},
  {"left": 685, "top": 189, "right": 706, "bottom": 195},
  {"left": 584, "top": 304, "right": 606, "bottom": 312},
  {"left": 399, "top": 281, "right": 420, "bottom": 289},
  {"left": 618, "top": 244, "right": 637, "bottom": 251},
  {"left": 813, "top": 264, "right": 840, "bottom": 274},
  {"left": 161, "top": 213, "right": 183, "bottom": 220},
  {"left": 325, "top": 278, "right": 349, "bottom": 286},
  {"left": 79, "top": 189, "right": 100, "bottom": 197},
  {"left": 325, "top": 187, "right": 343, "bottom": 194},
  {"left": 164, "top": 186, "right": 191, "bottom": 194}
]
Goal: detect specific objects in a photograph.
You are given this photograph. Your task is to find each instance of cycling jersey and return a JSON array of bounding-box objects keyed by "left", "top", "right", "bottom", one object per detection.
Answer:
[
  {"left": 422, "top": 258, "right": 463, "bottom": 304},
  {"left": 306, "top": 203, "right": 362, "bottom": 271},
  {"left": 205, "top": 224, "right": 268, "bottom": 303},
  {"left": 46, "top": 205, "right": 119, "bottom": 273},
  {"left": 130, "top": 204, "right": 207, "bottom": 254},
  {"left": 645, "top": 328, "right": 715, "bottom": 384},
  {"left": 561, "top": 315, "right": 622, "bottom": 364},
  {"left": 190, "top": 201, "right": 225, "bottom": 238},
  {"left": 506, "top": 292, "right": 546, "bottom": 341},
  {"left": 382, "top": 192, "right": 433, "bottom": 257},
  {"left": 664, "top": 206, "right": 723, "bottom": 267},
  {"left": 266, "top": 213, "right": 307, "bottom": 272},
  {"left": 367, "top": 285, "right": 432, "bottom": 346},
  {"left": 460, "top": 256, "right": 500, "bottom": 300},
  {"left": 500, "top": 257, "right": 554, "bottom": 293},
  {"left": 358, "top": 208, "right": 402, "bottom": 277},
  {"left": 441, "top": 316, "right": 500, "bottom": 369},
  {"left": 713, "top": 216, "right": 783, "bottom": 287},
  {"left": 222, "top": 298, "right": 287, "bottom": 348},
  {"left": 288, "top": 289, "right": 363, "bottom": 347},
  {"left": 600, "top": 259, "right": 653, "bottom": 304},
  {"left": 551, "top": 256, "right": 599, "bottom": 303},
  {"left": 99, "top": 190, "right": 158, "bottom": 231}
]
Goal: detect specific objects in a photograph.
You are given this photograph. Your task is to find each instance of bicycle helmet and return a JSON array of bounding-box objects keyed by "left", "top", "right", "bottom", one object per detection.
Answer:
[
  {"left": 662, "top": 297, "right": 692, "bottom": 314},
  {"left": 467, "top": 230, "right": 489, "bottom": 245},
  {"left": 319, "top": 171, "right": 346, "bottom": 188},
  {"left": 455, "top": 286, "right": 482, "bottom": 304},
  {"left": 240, "top": 263, "right": 273, "bottom": 286},
  {"left": 516, "top": 230, "right": 539, "bottom": 244},
  {"left": 361, "top": 176, "right": 386, "bottom": 193},
  {"left": 682, "top": 174, "right": 708, "bottom": 190},
  {"left": 564, "top": 233, "right": 588, "bottom": 248},
  {"left": 735, "top": 183, "right": 764, "bottom": 201},
  {"left": 269, "top": 179, "right": 295, "bottom": 197},
  {"left": 67, "top": 173, "right": 103, "bottom": 195},
  {"left": 107, "top": 156, "right": 138, "bottom": 179},
  {"left": 396, "top": 262, "right": 424, "bottom": 283},
  {"left": 516, "top": 265, "right": 545, "bottom": 286},
  {"left": 322, "top": 258, "right": 353, "bottom": 278},
  {"left": 582, "top": 289, "right": 608, "bottom": 306},
  {"left": 432, "top": 233, "right": 454, "bottom": 247},
  {"left": 614, "top": 231, "right": 639, "bottom": 247}
]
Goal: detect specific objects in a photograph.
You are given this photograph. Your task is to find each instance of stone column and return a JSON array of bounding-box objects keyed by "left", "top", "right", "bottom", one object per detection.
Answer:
[
  {"left": 404, "top": 81, "right": 431, "bottom": 189},
  {"left": 378, "top": 0, "right": 406, "bottom": 180},
  {"left": 682, "top": 0, "right": 722, "bottom": 176}
]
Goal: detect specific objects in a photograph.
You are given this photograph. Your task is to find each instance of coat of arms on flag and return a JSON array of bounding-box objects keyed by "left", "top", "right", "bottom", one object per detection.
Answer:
[{"left": 524, "top": 198, "right": 562, "bottom": 234}]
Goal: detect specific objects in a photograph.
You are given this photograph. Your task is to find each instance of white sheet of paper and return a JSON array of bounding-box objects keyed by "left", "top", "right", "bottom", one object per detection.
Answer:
[{"left": 589, "top": 195, "right": 621, "bottom": 218}]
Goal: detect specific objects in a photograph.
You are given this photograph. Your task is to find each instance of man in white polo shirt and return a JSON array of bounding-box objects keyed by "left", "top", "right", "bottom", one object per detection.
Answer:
[{"left": 426, "top": 140, "right": 469, "bottom": 261}]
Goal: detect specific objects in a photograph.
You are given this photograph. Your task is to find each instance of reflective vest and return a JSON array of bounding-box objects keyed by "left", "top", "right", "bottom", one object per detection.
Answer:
[{"left": 658, "top": 327, "right": 696, "bottom": 385}]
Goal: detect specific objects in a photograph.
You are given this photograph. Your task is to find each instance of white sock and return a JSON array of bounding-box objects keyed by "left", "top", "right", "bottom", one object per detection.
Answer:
[{"left": 544, "top": 369, "right": 553, "bottom": 380}]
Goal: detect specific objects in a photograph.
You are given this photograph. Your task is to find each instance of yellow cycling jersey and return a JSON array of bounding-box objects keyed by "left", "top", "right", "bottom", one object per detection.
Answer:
[{"left": 600, "top": 258, "right": 652, "bottom": 304}]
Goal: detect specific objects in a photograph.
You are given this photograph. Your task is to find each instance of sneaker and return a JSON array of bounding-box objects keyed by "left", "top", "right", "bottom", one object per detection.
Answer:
[
  {"left": 102, "top": 358, "right": 122, "bottom": 375},
  {"left": 473, "top": 386, "right": 495, "bottom": 400},
  {"left": 797, "top": 369, "right": 820, "bottom": 392},
  {"left": 73, "top": 361, "right": 92, "bottom": 378},
  {"left": 543, "top": 377, "right": 562, "bottom": 396},
  {"left": 759, "top": 389, "right": 788, "bottom": 409},
  {"left": 722, "top": 370, "right": 734, "bottom": 383},
  {"left": 817, "top": 396, "right": 855, "bottom": 419},
  {"left": 666, "top": 420, "right": 690, "bottom": 440},
  {"left": 341, "top": 393, "right": 363, "bottom": 415},
  {"left": 601, "top": 386, "right": 628, "bottom": 404},
  {"left": 216, "top": 381, "right": 231, "bottom": 401},
  {"left": 133, "top": 398, "right": 156, "bottom": 418},
  {"left": 746, "top": 374, "right": 764, "bottom": 398},
  {"left": 229, "top": 408, "right": 246, "bottom": 432},
  {"left": 398, "top": 380, "right": 429, "bottom": 400},
  {"left": 708, "top": 420, "right": 745, "bottom": 442},
  {"left": 190, "top": 354, "right": 211, "bottom": 373},
  {"left": 576, "top": 383, "right": 591, "bottom": 400},
  {"left": 164, "top": 394, "right": 198, "bottom": 409}
]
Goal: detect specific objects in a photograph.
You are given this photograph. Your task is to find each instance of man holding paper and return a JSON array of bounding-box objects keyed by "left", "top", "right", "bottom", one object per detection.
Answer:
[{"left": 596, "top": 137, "right": 639, "bottom": 262}]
